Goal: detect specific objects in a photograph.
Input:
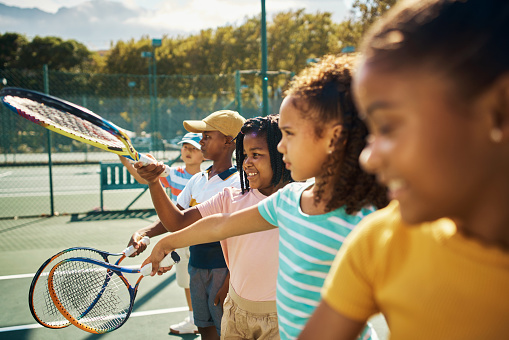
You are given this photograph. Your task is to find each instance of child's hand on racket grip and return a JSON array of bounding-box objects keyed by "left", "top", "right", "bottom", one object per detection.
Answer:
[
  {"left": 134, "top": 153, "right": 171, "bottom": 179},
  {"left": 141, "top": 249, "right": 180, "bottom": 276},
  {"left": 124, "top": 235, "right": 150, "bottom": 257}
]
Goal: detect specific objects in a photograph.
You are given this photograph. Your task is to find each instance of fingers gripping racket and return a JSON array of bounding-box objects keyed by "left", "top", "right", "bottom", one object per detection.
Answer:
[
  {"left": 29, "top": 237, "right": 150, "bottom": 329},
  {"left": 47, "top": 251, "right": 180, "bottom": 334},
  {"left": 0, "top": 87, "right": 170, "bottom": 174}
]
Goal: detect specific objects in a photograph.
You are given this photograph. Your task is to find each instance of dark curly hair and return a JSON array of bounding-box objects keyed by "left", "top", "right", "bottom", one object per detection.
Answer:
[
  {"left": 235, "top": 114, "right": 292, "bottom": 194},
  {"left": 285, "top": 54, "right": 388, "bottom": 214}
]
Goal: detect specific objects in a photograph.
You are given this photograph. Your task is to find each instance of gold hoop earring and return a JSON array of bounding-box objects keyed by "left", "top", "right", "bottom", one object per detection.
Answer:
[{"left": 490, "top": 128, "right": 503, "bottom": 143}]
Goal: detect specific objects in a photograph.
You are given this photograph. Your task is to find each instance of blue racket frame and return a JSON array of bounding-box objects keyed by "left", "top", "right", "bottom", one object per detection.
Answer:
[{"left": 47, "top": 252, "right": 180, "bottom": 334}]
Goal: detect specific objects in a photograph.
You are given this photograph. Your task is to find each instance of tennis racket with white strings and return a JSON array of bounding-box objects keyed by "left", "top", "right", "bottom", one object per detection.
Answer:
[
  {"left": 47, "top": 251, "right": 180, "bottom": 334},
  {"left": 29, "top": 237, "right": 150, "bottom": 329},
  {"left": 0, "top": 87, "right": 170, "bottom": 173}
]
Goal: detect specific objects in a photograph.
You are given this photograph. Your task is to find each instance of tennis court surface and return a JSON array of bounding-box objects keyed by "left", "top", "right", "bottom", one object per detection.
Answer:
[{"left": 0, "top": 211, "right": 200, "bottom": 340}]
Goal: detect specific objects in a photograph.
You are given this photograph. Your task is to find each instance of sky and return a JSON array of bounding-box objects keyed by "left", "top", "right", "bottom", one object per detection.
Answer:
[{"left": 0, "top": 0, "right": 354, "bottom": 51}]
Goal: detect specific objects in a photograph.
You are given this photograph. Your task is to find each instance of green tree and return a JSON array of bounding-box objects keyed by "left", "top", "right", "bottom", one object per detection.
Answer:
[
  {"left": 16, "top": 36, "right": 92, "bottom": 71},
  {"left": 352, "top": 0, "right": 397, "bottom": 29},
  {"left": 0, "top": 32, "right": 28, "bottom": 68},
  {"left": 337, "top": 0, "right": 398, "bottom": 48}
]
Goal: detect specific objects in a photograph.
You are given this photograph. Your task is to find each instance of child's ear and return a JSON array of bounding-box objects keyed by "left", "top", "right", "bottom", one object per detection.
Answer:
[
  {"left": 328, "top": 124, "right": 344, "bottom": 153},
  {"left": 488, "top": 73, "right": 509, "bottom": 143},
  {"left": 224, "top": 136, "right": 235, "bottom": 146}
]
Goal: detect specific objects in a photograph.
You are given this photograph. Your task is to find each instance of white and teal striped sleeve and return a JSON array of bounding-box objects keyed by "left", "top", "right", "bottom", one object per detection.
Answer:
[{"left": 257, "top": 188, "right": 281, "bottom": 227}]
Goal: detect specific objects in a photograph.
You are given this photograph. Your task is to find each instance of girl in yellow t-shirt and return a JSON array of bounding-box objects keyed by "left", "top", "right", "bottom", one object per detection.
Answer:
[{"left": 299, "top": 1, "right": 509, "bottom": 340}]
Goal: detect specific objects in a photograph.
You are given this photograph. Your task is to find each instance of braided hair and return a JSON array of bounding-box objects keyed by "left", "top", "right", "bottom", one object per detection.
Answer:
[
  {"left": 235, "top": 114, "right": 292, "bottom": 194},
  {"left": 285, "top": 53, "right": 389, "bottom": 214}
]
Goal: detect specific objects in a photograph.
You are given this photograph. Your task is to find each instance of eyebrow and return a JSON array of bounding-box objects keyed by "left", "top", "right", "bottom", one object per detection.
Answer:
[
  {"left": 365, "top": 101, "right": 394, "bottom": 116},
  {"left": 245, "top": 146, "right": 264, "bottom": 152}
]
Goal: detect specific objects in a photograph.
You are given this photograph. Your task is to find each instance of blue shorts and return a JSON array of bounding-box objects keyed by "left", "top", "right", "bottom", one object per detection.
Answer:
[{"left": 188, "top": 265, "right": 228, "bottom": 335}]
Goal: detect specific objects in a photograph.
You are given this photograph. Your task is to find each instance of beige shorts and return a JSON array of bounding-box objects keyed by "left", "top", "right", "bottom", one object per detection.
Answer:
[
  {"left": 220, "top": 283, "right": 280, "bottom": 340},
  {"left": 174, "top": 247, "right": 190, "bottom": 288}
]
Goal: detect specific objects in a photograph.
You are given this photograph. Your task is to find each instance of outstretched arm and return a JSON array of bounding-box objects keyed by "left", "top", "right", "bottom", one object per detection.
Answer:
[
  {"left": 142, "top": 203, "right": 275, "bottom": 275},
  {"left": 126, "top": 219, "right": 169, "bottom": 256},
  {"left": 118, "top": 155, "right": 147, "bottom": 184},
  {"left": 298, "top": 300, "right": 366, "bottom": 340},
  {"left": 134, "top": 159, "right": 202, "bottom": 232}
]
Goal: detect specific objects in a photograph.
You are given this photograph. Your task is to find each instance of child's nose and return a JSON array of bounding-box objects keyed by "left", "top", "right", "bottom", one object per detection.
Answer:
[
  {"left": 245, "top": 154, "right": 255, "bottom": 163},
  {"left": 359, "top": 144, "right": 379, "bottom": 174},
  {"left": 277, "top": 140, "right": 285, "bottom": 153}
]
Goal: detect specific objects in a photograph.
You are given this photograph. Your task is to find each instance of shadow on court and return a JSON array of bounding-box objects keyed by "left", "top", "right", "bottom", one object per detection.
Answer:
[
  {"left": 69, "top": 209, "right": 157, "bottom": 222},
  {"left": 0, "top": 218, "right": 48, "bottom": 234}
]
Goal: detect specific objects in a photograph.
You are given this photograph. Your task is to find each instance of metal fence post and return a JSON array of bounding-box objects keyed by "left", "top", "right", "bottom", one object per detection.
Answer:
[
  {"left": 235, "top": 70, "right": 242, "bottom": 114},
  {"left": 43, "top": 64, "right": 55, "bottom": 216},
  {"left": 261, "top": 0, "right": 269, "bottom": 116}
]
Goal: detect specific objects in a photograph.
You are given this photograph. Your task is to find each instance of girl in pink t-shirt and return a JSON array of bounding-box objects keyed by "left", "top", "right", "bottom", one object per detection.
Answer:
[{"left": 139, "top": 114, "right": 292, "bottom": 339}]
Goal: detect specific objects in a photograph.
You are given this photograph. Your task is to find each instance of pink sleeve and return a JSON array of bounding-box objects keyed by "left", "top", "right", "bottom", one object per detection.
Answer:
[{"left": 196, "top": 189, "right": 226, "bottom": 217}]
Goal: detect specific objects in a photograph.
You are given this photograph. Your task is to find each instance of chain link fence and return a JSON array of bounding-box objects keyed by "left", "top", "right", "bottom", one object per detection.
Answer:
[{"left": 0, "top": 67, "right": 291, "bottom": 219}]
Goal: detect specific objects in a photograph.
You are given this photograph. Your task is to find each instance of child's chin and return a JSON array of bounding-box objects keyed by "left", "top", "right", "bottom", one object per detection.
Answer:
[{"left": 399, "top": 204, "right": 441, "bottom": 226}]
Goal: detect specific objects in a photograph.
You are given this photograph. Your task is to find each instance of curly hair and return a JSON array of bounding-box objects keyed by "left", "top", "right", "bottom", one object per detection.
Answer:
[
  {"left": 285, "top": 53, "right": 388, "bottom": 214},
  {"left": 235, "top": 114, "right": 292, "bottom": 194}
]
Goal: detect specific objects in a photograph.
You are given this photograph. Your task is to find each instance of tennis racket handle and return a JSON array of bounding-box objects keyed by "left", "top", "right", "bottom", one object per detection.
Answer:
[
  {"left": 140, "top": 251, "right": 181, "bottom": 276},
  {"left": 137, "top": 153, "right": 171, "bottom": 177},
  {"left": 123, "top": 236, "right": 150, "bottom": 257}
]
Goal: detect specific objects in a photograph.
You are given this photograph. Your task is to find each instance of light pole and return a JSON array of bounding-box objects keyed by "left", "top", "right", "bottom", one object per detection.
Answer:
[
  {"left": 141, "top": 38, "right": 162, "bottom": 150},
  {"left": 152, "top": 39, "right": 161, "bottom": 149},
  {"left": 261, "top": 0, "right": 269, "bottom": 116},
  {"left": 128, "top": 81, "right": 136, "bottom": 131}
]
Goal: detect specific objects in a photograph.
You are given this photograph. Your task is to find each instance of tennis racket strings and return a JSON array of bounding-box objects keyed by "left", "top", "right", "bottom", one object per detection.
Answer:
[
  {"left": 49, "top": 259, "right": 132, "bottom": 333},
  {"left": 47, "top": 250, "right": 179, "bottom": 334},
  {"left": 30, "top": 248, "right": 112, "bottom": 328},
  {"left": 29, "top": 237, "right": 149, "bottom": 329},
  {"left": 3, "top": 95, "right": 126, "bottom": 152}
]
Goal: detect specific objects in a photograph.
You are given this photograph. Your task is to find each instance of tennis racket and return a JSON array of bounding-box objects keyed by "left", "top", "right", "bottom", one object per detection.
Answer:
[
  {"left": 29, "top": 237, "right": 150, "bottom": 329},
  {"left": 47, "top": 251, "right": 180, "bottom": 334},
  {"left": 0, "top": 87, "right": 170, "bottom": 174}
]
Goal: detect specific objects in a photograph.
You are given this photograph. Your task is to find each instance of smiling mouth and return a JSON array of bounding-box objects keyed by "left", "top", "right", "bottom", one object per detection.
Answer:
[
  {"left": 386, "top": 179, "right": 406, "bottom": 199},
  {"left": 246, "top": 171, "right": 258, "bottom": 177}
]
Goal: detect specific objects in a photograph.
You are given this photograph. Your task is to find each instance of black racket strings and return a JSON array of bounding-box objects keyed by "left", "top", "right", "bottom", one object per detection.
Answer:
[
  {"left": 3, "top": 95, "right": 125, "bottom": 149},
  {"left": 31, "top": 248, "right": 109, "bottom": 327},
  {"left": 51, "top": 259, "right": 132, "bottom": 332}
]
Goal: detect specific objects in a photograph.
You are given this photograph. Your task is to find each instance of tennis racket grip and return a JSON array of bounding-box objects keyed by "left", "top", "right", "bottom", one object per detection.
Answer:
[
  {"left": 123, "top": 236, "right": 150, "bottom": 257},
  {"left": 140, "top": 251, "right": 180, "bottom": 276},
  {"left": 137, "top": 153, "right": 171, "bottom": 177}
]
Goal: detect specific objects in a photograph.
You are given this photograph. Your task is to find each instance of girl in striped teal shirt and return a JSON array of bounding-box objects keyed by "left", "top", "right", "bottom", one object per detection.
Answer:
[{"left": 143, "top": 54, "right": 388, "bottom": 340}]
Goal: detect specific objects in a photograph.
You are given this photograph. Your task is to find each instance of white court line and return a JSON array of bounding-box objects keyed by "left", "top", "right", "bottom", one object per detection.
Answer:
[
  {"left": 0, "top": 264, "right": 142, "bottom": 281},
  {"left": 0, "top": 273, "right": 34, "bottom": 280},
  {"left": 0, "top": 171, "right": 12, "bottom": 178},
  {"left": 0, "top": 307, "right": 189, "bottom": 333}
]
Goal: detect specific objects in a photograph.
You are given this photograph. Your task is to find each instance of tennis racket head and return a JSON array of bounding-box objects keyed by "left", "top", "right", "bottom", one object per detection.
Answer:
[
  {"left": 28, "top": 247, "right": 123, "bottom": 329},
  {"left": 47, "top": 251, "right": 180, "bottom": 334},
  {"left": 0, "top": 87, "right": 139, "bottom": 161},
  {"left": 28, "top": 238, "right": 149, "bottom": 329},
  {"left": 48, "top": 257, "right": 135, "bottom": 334}
]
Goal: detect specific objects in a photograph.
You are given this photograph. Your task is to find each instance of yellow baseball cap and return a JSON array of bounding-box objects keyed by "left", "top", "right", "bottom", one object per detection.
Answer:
[{"left": 183, "top": 110, "right": 246, "bottom": 137}]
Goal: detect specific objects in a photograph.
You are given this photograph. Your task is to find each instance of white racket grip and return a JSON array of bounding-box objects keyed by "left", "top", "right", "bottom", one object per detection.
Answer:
[
  {"left": 140, "top": 252, "right": 178, "bottom": 277},
  {"left": 123, "top": 236, "right": 150, "bottom": 257},
  {"left": 137, "top": 153, "right": 156, "bottom": 166},
  {"left": 137, "top": 153, "right": 171, "bottom": 177}
]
